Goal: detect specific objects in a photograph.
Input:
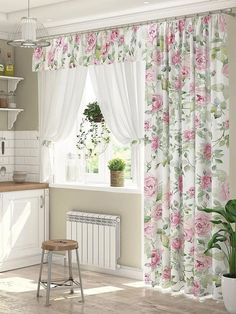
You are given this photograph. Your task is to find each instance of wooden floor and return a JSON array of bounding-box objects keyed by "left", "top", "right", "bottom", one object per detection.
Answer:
[{"left": 0, "top": 263, "right": 228, "bottom": 314}]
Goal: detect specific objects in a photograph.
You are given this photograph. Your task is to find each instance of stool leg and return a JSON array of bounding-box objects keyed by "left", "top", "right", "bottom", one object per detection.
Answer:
[
  {"left": 68, "top": 250, "right": 74, "bottom": 294},
  {"left": 75, "top": 248, "right": 84, "bottom": 303},
  {"left": 46, "top": 251, "right": 53, "bottom": 306},
  {"left": 37, "top": 249, "right": 45, "bottom": 297}
]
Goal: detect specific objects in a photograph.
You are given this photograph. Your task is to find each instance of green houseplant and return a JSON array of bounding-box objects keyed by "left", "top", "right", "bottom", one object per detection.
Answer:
[
  {"left": 108, "top": 158, "right": 126, "bottom": 187},
  {"left": 83, "top": 101, "right": 104, "bottom": 123},
  {"left": 200, "top": 199, "right": 236, "bottom": 314}
]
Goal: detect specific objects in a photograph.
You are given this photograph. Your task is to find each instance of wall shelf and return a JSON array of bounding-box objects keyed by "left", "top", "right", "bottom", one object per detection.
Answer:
[
  {"left": 0, "top": 108, "right": 24, "bottom": 129},
  {"left": 0, "top": 76, "right": 24, "bottom": 93}
]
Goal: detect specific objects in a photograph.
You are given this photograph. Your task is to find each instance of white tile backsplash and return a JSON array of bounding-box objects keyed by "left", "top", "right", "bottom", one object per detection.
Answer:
[
  {"left": 14, "top": 131, "right": 40, "bottom": 182},
  {"left": 0, "top": 130, "right": 40, "bottom": 182}
]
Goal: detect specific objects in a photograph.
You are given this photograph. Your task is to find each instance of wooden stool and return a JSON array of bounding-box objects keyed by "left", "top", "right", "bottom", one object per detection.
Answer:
[{"left": 36, "top": 239, "right": 84, "bottom": 306}]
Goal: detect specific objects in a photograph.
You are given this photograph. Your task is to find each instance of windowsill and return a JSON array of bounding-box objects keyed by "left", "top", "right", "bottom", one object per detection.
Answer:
[{"left": 50, "top": 183, "right": 142, "bottom": 194}]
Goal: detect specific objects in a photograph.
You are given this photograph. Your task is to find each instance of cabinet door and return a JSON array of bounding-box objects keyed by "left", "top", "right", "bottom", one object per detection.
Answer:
[{"left": 1, "top": 189, "right": 44, "bottom": 262}]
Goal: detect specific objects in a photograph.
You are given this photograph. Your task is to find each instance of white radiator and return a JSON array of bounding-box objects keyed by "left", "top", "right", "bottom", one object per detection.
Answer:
[{"left": 66, "top": 211, "right": 120, "bottom": 270}]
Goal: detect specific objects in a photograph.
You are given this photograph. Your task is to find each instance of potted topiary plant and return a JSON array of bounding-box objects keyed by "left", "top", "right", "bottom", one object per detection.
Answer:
[
  {"left": 83, "top": 101, "right": 104, "bottom": 123},
  {"left": 108, "top": 158, "right": 126, "bottom": 187},
  {"left": 199, "top": 200, "right": 236, "bottom": 314}
]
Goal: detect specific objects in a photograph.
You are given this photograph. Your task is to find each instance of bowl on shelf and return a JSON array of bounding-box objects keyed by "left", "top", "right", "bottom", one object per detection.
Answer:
[{"left": 13, "top": 171, "right": 27, "bottom": 183}]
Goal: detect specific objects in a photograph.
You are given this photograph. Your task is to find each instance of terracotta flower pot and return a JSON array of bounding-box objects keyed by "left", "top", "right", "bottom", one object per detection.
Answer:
[{"left": 110, "top": 171, "right": 124, "bottom": 187}]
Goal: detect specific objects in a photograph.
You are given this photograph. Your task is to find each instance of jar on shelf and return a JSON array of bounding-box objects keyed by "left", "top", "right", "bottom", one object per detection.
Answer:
[
  {"left": 0, "top": 90, "right": 8, "bottom": 108},
  {"left": 8, "top": 92, "right": 16, "bottom": 108}
]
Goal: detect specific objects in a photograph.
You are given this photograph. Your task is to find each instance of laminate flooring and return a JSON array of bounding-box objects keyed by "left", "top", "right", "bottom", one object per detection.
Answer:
[{"left": 0, "top": 263, "right": 228, "bottom": 314}]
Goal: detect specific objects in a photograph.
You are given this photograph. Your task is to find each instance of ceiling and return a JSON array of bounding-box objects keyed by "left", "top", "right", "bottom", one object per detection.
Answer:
[{"left": 0, "top": 0, "right": 234, "bottom": 38}]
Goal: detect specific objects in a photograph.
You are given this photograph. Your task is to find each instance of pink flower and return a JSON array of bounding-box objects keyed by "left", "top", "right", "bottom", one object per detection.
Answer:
[
  {"left": 219, "top": 182, "right": 230, "bottom": 202},
  {"left": 152, "top": 51, "right": 162, "bottom": 64},
  {"left": 195, "top": 255, "right": 212, "bottom": 271},
  {"left": 195, "top": 212, "right": 211, "bottom": 236},
  {"left": 144, "top": 176, "right": 157, "bottom": 197},
  {"left": 164, "top": 192, "right": 172, "bottom": 207},
  {"left": 203, "top": 143, "right": 212, "bottom": 160},
  {"left": 151, "top": 136, "right": 159, "bottom": 151},
  {"left": 188, "top": 186, "right": 195, "bottom": 198},
  {"left": 222, "top": 64, "right": 229, "bottom": 78},
  {"left": 181, "top": 66, "right": 190, "bottom": 77},
  {"left": 33, "top": 47, "right": 43, "bottom": 60},
  {"left": 152, "top": 94, "right": 163, "bottom": 112},
  {"left": 171, "top": 211, "right": 181, "bottom": 227},
  {"left": 56, "top": 37, "right": 64, "bottom": 47},
  {"left": 178, "top": 175, "right": 183, "bottom": 193},
  {"left": 86, "top": 33, "right": 97, "bottom": 52},
  {"left": 196, "top": 94, "right": 208, "bottom": 106},
  {"left": 110, "top": 30, "right": 119, "bottom": 42},
  {"left": 171, "top": 237, "right": 182, "bottom": 250},
  {"left": 144, "top": 221, "right": 155, "bottom": 238},
  {"left": 150, "top": 249, "right": 161, "bottom": 268},
  {"left": 219, "top": 15, "right": 226, "bottom": 32},
  {"left": 184, "top": 130, "right": 195, "bottom": 141},
  {"left": 146, "top": 68, "right": 156, "bottom": 82},
  {"left": 202, "top": 15, "right": 211, "bottom": 24},
  {"left": 188, "top": 25, "right": 194, "bottom": 33},
  {"left": 163, "top": 112, "right": 169, "bottom": 124},
  {"left": 144, "top": 120, "right": 151, "bottom": 131},
  {"left": 162, "top": 267, "right": 171, "bottom": 280},
  {"left": 224, "top": 119, "right": 229, "bottom": 129},
  {"left": 172, "top": 52, "right": 181, "bottom": 65},
  {"left": 63, "top": 43, "right": 68, "bottom": 54},
  {"left": 192, "top": 280, "right": 200, "bottom": 296},
  {"left": 178, "top": 19, "right": 185, "bottom": 32},
  {"left": 195, "top": 113, "right": 201, "bottom": 128},
  {"left": 75, "top": 34, "right": 80, "bottom": 44},
  {"left": 201, "top": 174, "right": 212, "bottom": 190},
  {"left": 195, "top": 48, "right": 208, "bottom": 71},
  {"left": 148, "top": 24, "right": 157, "bottom": 42},
  {"left": 184, "top": 228, "right": 194, "bottom": 242},
  {"left": 174, "top": 79, "right": 183, "bottom": 91},
  {"left": 47, "top": 48, "right": 56, "bottom": 65},
  {"left": 151, "top": 204, "right": 162, "bottom": 221},
  {"left": 166, "top": 33, "right": 175, "bottom": 45},
  {"left": 101, "top": 42, "right": 110, "bottom": 56},
  {"left": 119, "top": 35, "right": 125, "bottom": 45}
]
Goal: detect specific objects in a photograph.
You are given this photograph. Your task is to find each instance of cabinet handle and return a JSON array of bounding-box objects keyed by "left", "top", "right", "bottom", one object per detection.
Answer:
[{"left": 40, "top": 195, "right": 44, "bottom": 208}]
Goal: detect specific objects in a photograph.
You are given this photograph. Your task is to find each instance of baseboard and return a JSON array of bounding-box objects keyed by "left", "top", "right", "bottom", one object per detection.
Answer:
[
  {"left": 0, "top": 254, "right": 41, "bottom": 272},
  {"left": 52, "top": 253, "right": 143, "bottom": 280}
]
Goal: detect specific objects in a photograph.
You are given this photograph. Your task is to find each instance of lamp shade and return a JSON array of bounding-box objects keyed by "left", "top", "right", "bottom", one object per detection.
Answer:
[{"left": 8, "top": 17, "right": 50, "bottom": 48}]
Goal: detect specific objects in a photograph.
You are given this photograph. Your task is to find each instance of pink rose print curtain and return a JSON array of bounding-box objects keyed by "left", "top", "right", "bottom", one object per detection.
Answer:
[
  {"left": 32, "top": 14, "right": 229, "bottom": 298},
  {"left": 144, "top": 15, "right": 229, "bottom": 298}
]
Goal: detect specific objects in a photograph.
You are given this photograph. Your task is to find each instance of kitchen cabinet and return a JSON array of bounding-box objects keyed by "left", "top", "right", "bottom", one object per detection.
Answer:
[{"left": 0, "top": 188, "right": 49, "bottom": 271}]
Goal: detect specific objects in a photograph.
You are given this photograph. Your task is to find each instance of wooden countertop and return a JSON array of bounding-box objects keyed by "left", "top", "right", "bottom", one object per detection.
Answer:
[{"left": 0, "top": 182, "right": 49, "bottom": 192}]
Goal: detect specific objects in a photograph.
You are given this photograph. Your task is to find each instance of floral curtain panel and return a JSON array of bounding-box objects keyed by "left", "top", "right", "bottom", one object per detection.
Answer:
[{"left": 33, "top": 14, "right": 229, "bottom": 298}]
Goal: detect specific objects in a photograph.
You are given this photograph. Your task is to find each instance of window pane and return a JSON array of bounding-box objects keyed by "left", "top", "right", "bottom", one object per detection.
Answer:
[
  {"left": 111, "top": 139, "right": 132, "bottom": 180},
  {"left": 86, "top": 155, "right": 99, "bottom": 174}
]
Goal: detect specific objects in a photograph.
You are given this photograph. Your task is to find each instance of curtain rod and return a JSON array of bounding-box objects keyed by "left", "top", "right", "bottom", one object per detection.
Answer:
[{"left": 44, "top": 8, "right": 235, "bottom": 40}]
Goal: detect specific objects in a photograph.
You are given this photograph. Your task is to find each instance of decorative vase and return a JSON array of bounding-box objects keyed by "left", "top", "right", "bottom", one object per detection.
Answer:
[
  {"left": 222, "top": 274, "right": 236, "bottom": 314},
  {"left": 110, "top": 171, "right": 124, "bottom": 187}
]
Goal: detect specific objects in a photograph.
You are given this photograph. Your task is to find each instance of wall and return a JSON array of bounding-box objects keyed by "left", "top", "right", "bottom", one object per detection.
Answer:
[
  {"left": 0, "top": 40, "right": 14, "bottom": 130},
  {"left": 227, "top": 12, "right": 236, "bottom": 198},
  {"left": 14, "top": 48, "right": 38, "bottom": 131},
  {"left": 50, "top": 188, "right": 142, "bottom": 268}
]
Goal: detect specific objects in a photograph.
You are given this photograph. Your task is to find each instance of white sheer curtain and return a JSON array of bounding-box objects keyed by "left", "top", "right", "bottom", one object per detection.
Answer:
[
  {"left": 89, "top": 61, "right": 145, "bottom": 145},
  {"left": 38, "top": 66, "right": 88, "bottom": 182}
]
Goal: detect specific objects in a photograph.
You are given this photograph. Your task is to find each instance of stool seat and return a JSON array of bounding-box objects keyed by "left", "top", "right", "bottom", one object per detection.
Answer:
[{"left": 42, "top": 239, "right": 78, "bottom": 251}]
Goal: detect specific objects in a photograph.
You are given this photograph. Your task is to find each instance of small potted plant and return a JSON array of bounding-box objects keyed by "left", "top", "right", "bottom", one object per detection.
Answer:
[
  {"left": 108, "top": 158, "right": 126, "bottom": 187},
  {"left": 83, "top": 101, "right": 104, "bottom": 123},
  {"left": 199, "top": 200, "right": 236, "bottom": 314}
]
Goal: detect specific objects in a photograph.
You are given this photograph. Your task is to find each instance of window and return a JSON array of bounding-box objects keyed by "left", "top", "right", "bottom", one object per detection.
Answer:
[{"left": 53, "top": 72, "right": 141, "bottom": 188}]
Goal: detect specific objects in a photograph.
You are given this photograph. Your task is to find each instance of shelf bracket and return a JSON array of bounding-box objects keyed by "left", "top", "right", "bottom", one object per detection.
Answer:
[
  {"left": 8, "top": 78, "right": 24, "bottom": 93},
  {"left": 8, "top": 109, "right": 23, "bottom": 129}
]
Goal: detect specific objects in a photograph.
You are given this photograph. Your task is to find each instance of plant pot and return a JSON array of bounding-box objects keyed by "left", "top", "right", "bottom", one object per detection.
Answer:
[
  {"left": 222, "top": 274, "right": 236, "bottom": 314},
  {"left": 110, "top": 171, "right": 124, "bottom": 187}
]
